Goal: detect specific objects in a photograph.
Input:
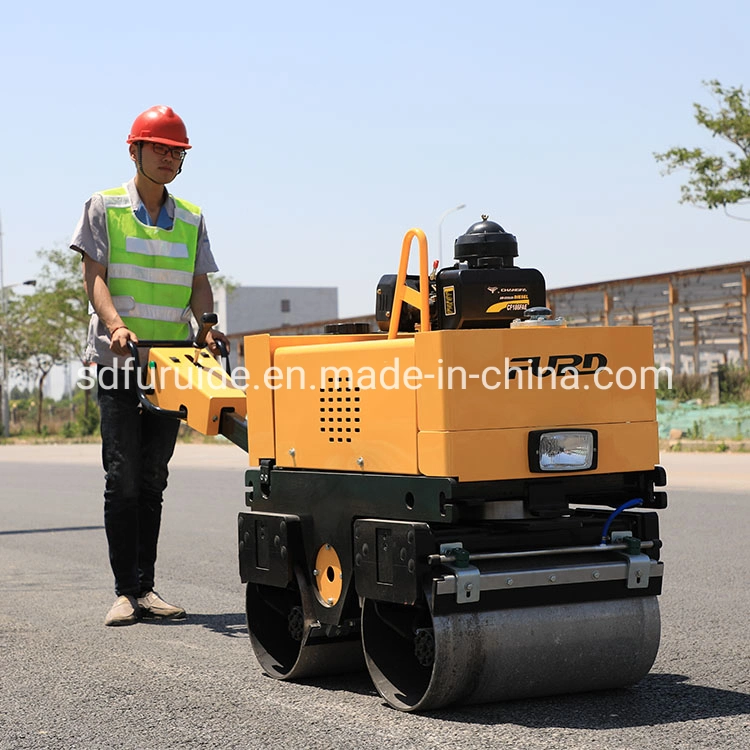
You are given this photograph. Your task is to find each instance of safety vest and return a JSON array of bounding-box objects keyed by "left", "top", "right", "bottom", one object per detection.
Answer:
[{"left": 100, "top": 186, "right": 200, "bottom": 340}]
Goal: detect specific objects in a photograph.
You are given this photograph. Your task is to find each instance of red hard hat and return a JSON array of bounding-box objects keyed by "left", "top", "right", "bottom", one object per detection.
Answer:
[{"left": 127, "top": 105, "right": 191, "bottom": 149}]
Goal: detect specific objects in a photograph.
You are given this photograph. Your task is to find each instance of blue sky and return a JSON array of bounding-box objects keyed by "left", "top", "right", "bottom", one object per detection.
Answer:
[{"left": 1, "top": 0, "right": 749, "bottom": 318}]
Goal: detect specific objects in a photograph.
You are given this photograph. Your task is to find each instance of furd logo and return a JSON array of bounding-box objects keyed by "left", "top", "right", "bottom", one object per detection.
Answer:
[{"left": 506, "top": 353, "right": 608, "bottom": 379}]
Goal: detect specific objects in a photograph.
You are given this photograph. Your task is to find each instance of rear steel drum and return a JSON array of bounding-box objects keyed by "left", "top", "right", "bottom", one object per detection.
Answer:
[{"left": 362, "top": 597, "right": 660, "bottom": 711}]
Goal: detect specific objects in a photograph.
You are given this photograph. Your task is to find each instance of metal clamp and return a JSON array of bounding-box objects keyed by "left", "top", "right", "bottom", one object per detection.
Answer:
[
  {"left": 440, "top": 542, "right": 480, "bottom": 604},
  {"left": 612, "top": 532, "right": 651, "bottom": 589},
  {"left": 259, "top": 459, "right": 274, "bottom": 498},
  {"left": 619, "top": 552, "right": 651, "bottom": 589}
]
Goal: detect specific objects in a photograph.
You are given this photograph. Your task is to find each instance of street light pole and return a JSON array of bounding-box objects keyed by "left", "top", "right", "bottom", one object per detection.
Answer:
[{"left": 437, "top": 203, "right": 466, "bottom": 268}]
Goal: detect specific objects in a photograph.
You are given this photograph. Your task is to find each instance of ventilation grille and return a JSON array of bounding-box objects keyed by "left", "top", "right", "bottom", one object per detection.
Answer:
[{"left": 319, "top": 376, "right": 361, "bottom": 444}]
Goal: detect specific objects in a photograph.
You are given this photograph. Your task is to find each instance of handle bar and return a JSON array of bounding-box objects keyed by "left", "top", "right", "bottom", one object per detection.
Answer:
[
  {"left": 126, "top": 340, "right": 188, "bottom": 420},
  {"left": 124, "top": 311, "right": 230, "bottom": 418}
]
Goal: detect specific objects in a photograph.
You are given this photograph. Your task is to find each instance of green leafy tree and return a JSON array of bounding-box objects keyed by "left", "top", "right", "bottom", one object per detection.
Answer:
[
  {"left": 9, "top": 290, "right": 71, "bottom": 433},
  {"left": 209, "top": 273, "right": 239, "bottom": 295},
  {"left": 36, "top": 247, "right": 93, "bottom": 420},
  {"left": 34, "top": 247, "right": 90, "bottom": 362},
  {"left": 5, "top": 247, "right": 91, "bottom": 433},
  {"left": 655, "top": 80, "right": 750, "bottom": 219},
  {"left": 0, "top": 288, "right": 25, "bottom": 433}
]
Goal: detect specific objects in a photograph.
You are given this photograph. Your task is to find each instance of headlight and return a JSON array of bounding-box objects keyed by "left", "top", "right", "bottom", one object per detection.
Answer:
[{"left": 528, "top": 430, "right": 598, "bottom": 472}]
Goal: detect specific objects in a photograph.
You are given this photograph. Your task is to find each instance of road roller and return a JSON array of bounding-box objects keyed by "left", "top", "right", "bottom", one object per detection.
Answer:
[{"left": 131, "top": 216, "right": 667, "bottom": 711}]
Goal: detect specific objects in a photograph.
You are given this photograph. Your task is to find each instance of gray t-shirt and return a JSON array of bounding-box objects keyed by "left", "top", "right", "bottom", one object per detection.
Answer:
[{"left": 70, "top": 178, "right": 219, "bottom": 368}]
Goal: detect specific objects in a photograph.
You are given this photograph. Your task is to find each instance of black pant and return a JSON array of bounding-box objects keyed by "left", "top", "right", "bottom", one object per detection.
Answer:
[{"left": 97, "top": 367, "right": 180, "bottom": 597}]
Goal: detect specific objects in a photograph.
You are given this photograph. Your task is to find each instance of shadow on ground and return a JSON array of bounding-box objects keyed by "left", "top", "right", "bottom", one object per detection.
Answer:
[
  {"left": 266, "top": 670, "right": 750, "bottom": 726},
  {"left": 421, "top": 673, "right": 750, "bottom": 728},
  {"left": 0, "top": 525, "right": 104, "bottom": 536},
  {"left": 134, "top": 616, "right": 750, "bottom": 727},
  {"left": 140, "top": 611, "right": 248, "bottom": 638}
]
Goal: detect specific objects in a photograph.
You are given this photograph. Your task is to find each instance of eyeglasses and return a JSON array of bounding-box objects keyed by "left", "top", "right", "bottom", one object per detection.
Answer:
[{"left": 150, "top": 142, "right": 187, "bottom": 160}]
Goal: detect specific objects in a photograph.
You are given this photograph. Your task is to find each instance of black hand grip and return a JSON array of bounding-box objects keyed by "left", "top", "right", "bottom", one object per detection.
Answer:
[
  {"left": 195, "top": 312, "right": 218, "bottom": 347},
  {"left": 194, "top": 312, "right": 231, "bottom": 374}
]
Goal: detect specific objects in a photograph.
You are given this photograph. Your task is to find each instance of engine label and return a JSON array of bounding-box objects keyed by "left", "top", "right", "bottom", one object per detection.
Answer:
[
  {"left": 443, "top": 286, "right": 456, "bottom": 316},
  {"left": 485, "top": 287, "right": 530, "bottom": 314}
]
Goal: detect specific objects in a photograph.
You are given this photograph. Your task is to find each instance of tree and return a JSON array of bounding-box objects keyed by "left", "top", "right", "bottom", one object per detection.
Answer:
[
  {"left": 0, "top": 287, "right": 25, "bottom": 434},
  {"left": 654, "top": 80, "right": 750, "bottom": 219},
  {"left": 34, "top": 247, "right": 90, "bottom": 362},
  {"left": 5, "top": 247, "right": 91, "bottom": 433},
  {"left": 9, "top": 290, "right": 71, "bottom": 433},
  {"left": 35, "top": 247, "right": 92, "bottom": 420}
]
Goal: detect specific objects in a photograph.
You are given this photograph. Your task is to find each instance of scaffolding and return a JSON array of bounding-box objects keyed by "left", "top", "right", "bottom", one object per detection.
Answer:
[{"left": 548, "top": 262, "right": 750, "bottom": 374}]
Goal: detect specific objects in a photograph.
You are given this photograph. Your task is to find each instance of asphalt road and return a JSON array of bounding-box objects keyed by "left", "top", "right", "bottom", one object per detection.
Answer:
[{"left": 0, "top": 444, "right": 748, "bottom": 750}]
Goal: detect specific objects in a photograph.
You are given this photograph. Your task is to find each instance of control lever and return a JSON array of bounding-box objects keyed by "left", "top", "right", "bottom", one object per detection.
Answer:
[
  {"left": 194, "top": 312, "right": 231, "bottom": 374},
  {"left": 195, "top": 312, "right": 219, "bottom": 347}
]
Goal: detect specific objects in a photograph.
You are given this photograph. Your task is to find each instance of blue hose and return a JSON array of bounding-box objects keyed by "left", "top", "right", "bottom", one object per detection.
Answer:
[{"left": 600, "top": 498, "right": 643, "bottom": 544}]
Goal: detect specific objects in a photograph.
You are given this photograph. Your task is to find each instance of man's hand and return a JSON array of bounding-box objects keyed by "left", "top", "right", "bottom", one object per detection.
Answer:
[
  {"left": 205, "top": 329, "right": 230, "bottom": 357},
  {"left": 109, "top": 326, "right": 139, "bottom": 356}
]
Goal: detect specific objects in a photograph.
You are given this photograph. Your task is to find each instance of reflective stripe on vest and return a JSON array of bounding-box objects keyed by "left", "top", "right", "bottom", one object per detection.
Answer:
[
  {"left": 101, "top": 186, "right": 199, "bottom": 340},
  {"left": 124, "top": 236, "right": 189, "bottom": 258},
  {"left": 108, "top": 264, "right": 195, "bottom": 287},
  {"left": 111, "top": 297, "right": 191, "bottom": 323}
]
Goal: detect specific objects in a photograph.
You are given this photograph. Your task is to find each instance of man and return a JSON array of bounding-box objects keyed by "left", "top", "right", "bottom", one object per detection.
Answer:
[{"left": 71, "top": 105, "right": 229, "bottom": 626}]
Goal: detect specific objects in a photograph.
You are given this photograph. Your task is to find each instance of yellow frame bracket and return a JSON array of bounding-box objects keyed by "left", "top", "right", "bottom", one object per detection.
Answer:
[{"left": 387, "top": 227, "right": 432, "bottom": 339}]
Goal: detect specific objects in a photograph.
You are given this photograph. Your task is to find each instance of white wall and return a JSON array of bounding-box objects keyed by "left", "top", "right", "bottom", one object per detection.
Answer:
[{"left": 215, "top": 285, "right": 338, "bottom": 334}]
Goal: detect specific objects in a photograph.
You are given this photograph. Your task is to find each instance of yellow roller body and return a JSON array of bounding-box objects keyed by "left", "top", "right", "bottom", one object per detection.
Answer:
[{"left": 243, "top": 325, "right": 659, "bottom": 479}]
